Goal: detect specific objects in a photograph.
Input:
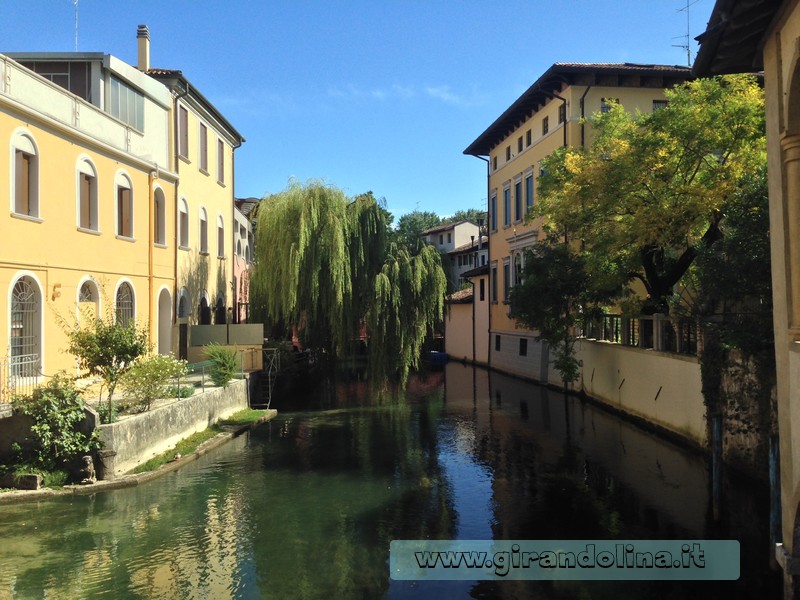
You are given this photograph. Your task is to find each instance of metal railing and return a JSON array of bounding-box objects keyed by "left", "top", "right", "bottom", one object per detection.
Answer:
[
  {"left": 0, "top": 353, "right": 41, "bottom": 404},
  {"left": 579, "top": 314, "right": 699, "bottom": 356},
  {"left": 169, "top": 348, "right": 260, "bottom": 396}
]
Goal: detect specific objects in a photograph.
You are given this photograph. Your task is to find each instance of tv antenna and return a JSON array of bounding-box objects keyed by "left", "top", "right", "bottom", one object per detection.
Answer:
[
  {"left": 673, "top": 0, "right": 701, "bottom": 66},
  {"left": 73, "top": 0, "right": 79, "bottom": 51}
]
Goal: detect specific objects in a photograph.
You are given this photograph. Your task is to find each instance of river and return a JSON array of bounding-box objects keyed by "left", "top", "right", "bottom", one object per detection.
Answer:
[{"left": 0, "top": 363, "right": 781, "bottom": 598}]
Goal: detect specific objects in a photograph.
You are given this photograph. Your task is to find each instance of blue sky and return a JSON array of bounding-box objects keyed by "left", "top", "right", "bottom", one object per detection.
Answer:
[{"left": 1, "top": 1, "right": 714, "bottom": 219}]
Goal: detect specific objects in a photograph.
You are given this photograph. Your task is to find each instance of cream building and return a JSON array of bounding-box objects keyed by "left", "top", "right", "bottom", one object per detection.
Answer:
[{"left": 464, "top": 63, "right": 692, "bottom": 378}]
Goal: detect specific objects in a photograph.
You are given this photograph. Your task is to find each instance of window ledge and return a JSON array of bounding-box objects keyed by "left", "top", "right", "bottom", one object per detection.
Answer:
[
  {"left": 179, "top": 154, "right": 191, "bottom": 165},
  {"left": 77, "top": 226, "right": 101, "bottom": 235},
  {"left": 217, "top": 180, "right": 227, "bottom": 188},
  {"left": 11, "top": 212, "right": 43, "bottom": 223},
  {"left": 115, "top": 235, "right": 136, "bottom": 243},
  {"left": 199, "top": 168, "right": 210, "bottom": 176},
  {"left": 217, "top": 254, "right": 227, "bottom": 260},
  {"left": 179, "top": 245, "right": 190, "bottom": 252},
  {"left": 154, "top": 242, "right": 168, "bottom": 249},
  {"left": 199, "top": 250, "right": 210, "bottom": 256}
]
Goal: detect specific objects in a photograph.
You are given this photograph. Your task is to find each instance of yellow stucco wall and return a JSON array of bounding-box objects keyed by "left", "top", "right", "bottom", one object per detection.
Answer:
[{"left": 485, "top": 82, "right": 678, "bottom": 375}]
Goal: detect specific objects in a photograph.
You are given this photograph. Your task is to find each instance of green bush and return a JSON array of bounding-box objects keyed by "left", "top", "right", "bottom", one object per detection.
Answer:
[
  {"left": 119, "top": 354, "right": 188, "bottom": 412},
  {"left": 165, "top": 384, "right": 194, "bottom": 399},
  {"left": 10, "top": 373, "right": 101, "bottom": 472},
  {"left": 204, "top": 344, "right": 239, "bottom": 388}
]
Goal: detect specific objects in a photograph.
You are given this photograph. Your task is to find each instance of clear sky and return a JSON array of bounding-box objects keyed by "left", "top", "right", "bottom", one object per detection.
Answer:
[{"left": 1, "top": 1, "right": 714, "bottom": 219}]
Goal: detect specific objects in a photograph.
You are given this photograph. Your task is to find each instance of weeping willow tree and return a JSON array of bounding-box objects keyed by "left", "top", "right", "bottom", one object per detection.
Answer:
[{"left": 252, "top": 180, "right": 446, "bottom": 385}]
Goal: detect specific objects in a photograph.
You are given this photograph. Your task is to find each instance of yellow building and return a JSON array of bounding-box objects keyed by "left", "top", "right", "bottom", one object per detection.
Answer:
[
  {"left": 0, "top": 25, "right": 245, "bottom": 391},
  {"left": 464, "top": 63, "right": 692, "bottom": 379}
]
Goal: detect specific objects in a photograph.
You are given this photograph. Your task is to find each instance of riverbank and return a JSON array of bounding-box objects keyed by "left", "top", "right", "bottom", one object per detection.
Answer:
[{"left": 0, "top": 408, "right": 277, "bottom": 506}]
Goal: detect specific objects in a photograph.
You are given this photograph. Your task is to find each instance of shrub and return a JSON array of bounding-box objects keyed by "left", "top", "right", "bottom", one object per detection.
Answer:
[
  {"left": 10, "top": 373, "right": 101, "bottom": 472},
  {"left": 119, "top": 354, "right": 188, "bottom": 412},
  {"left": 165, "top": 384, "right": 194, "bottom": 399},
  {"left": 204, "top": 344, "right": 239, "bottom": 388}
]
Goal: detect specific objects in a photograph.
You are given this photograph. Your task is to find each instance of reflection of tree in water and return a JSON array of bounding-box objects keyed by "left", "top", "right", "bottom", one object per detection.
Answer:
[{"left": 247, "top": 382, "right": 456, "bottom": 599}]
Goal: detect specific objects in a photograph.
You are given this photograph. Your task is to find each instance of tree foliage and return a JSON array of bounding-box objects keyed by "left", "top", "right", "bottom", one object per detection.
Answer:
[
  {"left": 509, "top": 240, "right": 615, "bottom": 384},
  {"left": 64, "top": 314, "right": 149, "bottom": 422},
  {"left": 536, "top": 74, "right": 766, "bottom": 313},
  {"left": 10, "top": 373, "right": 101, "bottom": 472},
  {"left": 252, "top": 180, "right": 446, "bottom": 385},
  {"left": 395, "top": 210, "right": 441, "bottom": 251},
  {"left": 119, "top": 354, "right": 188, "bottom": 412}
]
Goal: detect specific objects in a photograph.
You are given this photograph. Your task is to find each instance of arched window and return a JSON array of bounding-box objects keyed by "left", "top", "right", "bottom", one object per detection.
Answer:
[
  {"left": 77, "top": 157, "right": 98, "bottom": 231},
  {"left": 78, "top": 279, "right": 100, "bottom": 322},
  {"left": 179, "top": 198, "right": 189, "bottom": 248},
  {"left": 154, "top": 188, "right": 166, "bottom": 245},
  {"left": 215, "top": 295, "right": 226, "bottom": 324},
  {"left": 217, "top": 215, "right": 225, "bottom": 258},
  {"left": 115, "top": 172, "right": 133, "bottom": 238},
  {"left": 11, "top": 132, "right": 39, "bottom": 218},
  {"left": 10, "top": 276, "right": 42, "bottom": 375},
  {"left": 199, "top": 295, "right": 211, "bottom": 325},
  {"left": 116, "top": 282, "right": 135, "bottom": 326},
  {"left": 177, "top": 287, "right": 189, "bottom": 319},
  {"left": 199, "top": 206, "right": 208, "bottom": 253}
]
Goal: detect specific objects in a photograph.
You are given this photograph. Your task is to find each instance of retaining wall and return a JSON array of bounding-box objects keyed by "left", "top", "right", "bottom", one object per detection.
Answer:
[{"left": 98, "top": 378, "right": 249, "bottom": 476}]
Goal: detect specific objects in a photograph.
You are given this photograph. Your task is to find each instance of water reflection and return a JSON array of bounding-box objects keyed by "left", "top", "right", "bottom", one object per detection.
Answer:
[{"left": 0, "top": 363, "right": 780, "bottom": 598}]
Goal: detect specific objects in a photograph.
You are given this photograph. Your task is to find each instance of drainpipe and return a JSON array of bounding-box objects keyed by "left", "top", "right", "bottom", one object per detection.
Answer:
[
  {"left": 550, "top": 92, "right": 568, "bottom": 147},
  {"left": 579, "top": 86, "right": 592, "bottom": 148},
  {"left": 148, "top": 168, "right": 156, "bottom": 347},
  {"left": 172, "top": 82, "right": 190, "bottom": 331},
  {"left": 230, "top": 135, "right": 243, "bottom": 321}
]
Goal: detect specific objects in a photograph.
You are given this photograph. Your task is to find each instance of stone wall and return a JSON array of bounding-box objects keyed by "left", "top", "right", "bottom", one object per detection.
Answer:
[{"left": 98, "top": 379, "right": 249, "bottom": 476}]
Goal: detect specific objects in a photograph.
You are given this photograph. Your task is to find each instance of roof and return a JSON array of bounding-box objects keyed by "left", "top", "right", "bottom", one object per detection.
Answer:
[
  {"left": 451, "top": 236, "right": 489, "bottom": 253},
  {"left": 420, "top": 220, "right": 475, "bottom": 236},
  {"left": 235, "top": 197, "right": 260, "bottom": 218},
  {"left": 460, "top": 264, "right": 490, "bottom": 278},
  {"left": 464, "top": 63, "right": 693, "bottom": 156},
  {"left": 445, "top": 287, "right": 473, "bottom": 304},
  {"left": 693, "top": 0, "right": 784, "bottom": 76},
  {"left": 148, "top": 68, "right": 245, "bottom": 145}
]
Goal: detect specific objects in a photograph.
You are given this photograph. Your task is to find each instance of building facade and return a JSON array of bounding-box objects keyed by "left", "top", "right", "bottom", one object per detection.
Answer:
[
  {"left": 0, "top": 25, "right": 244, "bottom": 387},
  {"left": 420, "top": 220, "right": 486, "bottom": 290},
  {"left": 695, "top": 1, "right": 800, "bottom": 595},
  {"left": 464, "top": 63, "right": 692, "bottom": 378}
]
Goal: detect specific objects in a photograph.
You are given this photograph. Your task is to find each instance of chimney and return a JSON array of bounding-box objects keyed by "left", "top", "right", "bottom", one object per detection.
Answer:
[{"left": 137, "top": 25, "right": 150, "bottom": 72}]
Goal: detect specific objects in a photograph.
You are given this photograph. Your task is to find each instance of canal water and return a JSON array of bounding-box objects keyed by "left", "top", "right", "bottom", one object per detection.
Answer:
[{"left": 0, "top": 363, "right": 781, "bottom": 599}]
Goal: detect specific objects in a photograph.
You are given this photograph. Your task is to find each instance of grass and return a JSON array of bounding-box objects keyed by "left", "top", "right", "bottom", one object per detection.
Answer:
[{"left": 131, "top": 409, "right": 269, "bottom": 474}]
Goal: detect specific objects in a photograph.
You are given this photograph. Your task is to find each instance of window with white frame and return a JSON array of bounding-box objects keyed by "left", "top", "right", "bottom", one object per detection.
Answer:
[
  {"left": 217, "top": 215, "right": 225, "bottom": 258},
  {"left": 77, "top": 158, "right": 98, "bottom": 231},
  {"left": 199, "top": 123, "right": 208, "bottom": 172},
  {"left": 503, "top": 187, "right": 511, "bottom": 227},
  {"left": 116, "top": 173, "right": 133, "bottom": 238},
  {"left": 10, "top": 276, "right": 42, "bottom": 374},
  {"left": 78, "top": 279, "right": 99, "bottom": 322},
  {"left": 217, "top": 139, "right": 225, "bottom": 183},
  {"left": 199, "top": 207, "right": 208, "bottom": 253},
  {"left": 154, "top": 188, "right": 166, "bottom": 245},
  {"left": 12, "top": 133, "right": 39, "bottom": 218},
  {"left": 115, "top": 282, "right": 135, "bottom": 327},
  {"left": 179, "top": 198, "right": 189, "bottom": 248},
  {"left": 178, "top": 105, "right": 189, "bottom": 159}
]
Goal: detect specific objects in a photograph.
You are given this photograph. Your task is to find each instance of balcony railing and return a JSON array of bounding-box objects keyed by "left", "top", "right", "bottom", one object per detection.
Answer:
[{"left": 579, "top": 314, "right": 699, "bottom": 356}]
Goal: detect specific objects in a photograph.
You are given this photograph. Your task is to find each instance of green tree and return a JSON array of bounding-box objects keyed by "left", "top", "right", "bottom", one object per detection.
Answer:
[
  {"left": 119, "top": 354, "right": 188, "bottom": 412},
  {"left": 509, "top": 240, "right": 615, "bottom": 384},
  {"left": 537, "top": 74, "right": 766, "bottom": 313},
  {"left": 395, "top": 210, "right": 441, "bottom": 251},
  {"left": 64, "top": 317, "right": 149, "bottom": 422},
  {"left": 442, "top": 208, "right": 486, "bottom": 226},
  {"left": 251, "top": 180, "right": 446, "bottom": 385}
]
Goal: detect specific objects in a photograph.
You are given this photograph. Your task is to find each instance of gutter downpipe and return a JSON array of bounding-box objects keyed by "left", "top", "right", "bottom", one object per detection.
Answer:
[
  {"left": 230, "top": 134, "right": 243, "bottom": 323},
  {"left": 472, "top": 155, "right": 491, "bottom": 369},
  {"left": 173, "top": 82, "right": 191, "bottom": 332},
  {"left": 148, "top": 168, "right": 157, "bottom": 347},
  {"left": 579, "top": 85, "right": 592, "bottom": 148},
  {"left": 550, "top": 92, "right": 568, "bottom": 148}
]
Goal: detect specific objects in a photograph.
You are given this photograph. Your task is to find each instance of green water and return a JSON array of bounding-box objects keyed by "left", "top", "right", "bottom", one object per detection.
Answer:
[{"left": 0, "top": 364, "right": 780, "bottom": 598}]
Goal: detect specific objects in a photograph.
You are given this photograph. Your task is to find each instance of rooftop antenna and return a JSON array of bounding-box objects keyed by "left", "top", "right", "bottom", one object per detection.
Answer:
[
  {"left": 673, "top": 0, "right": 700, "bottom": 66},
  {"left": 72, "top": 0, "right": 79, "bottom": 51}
]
